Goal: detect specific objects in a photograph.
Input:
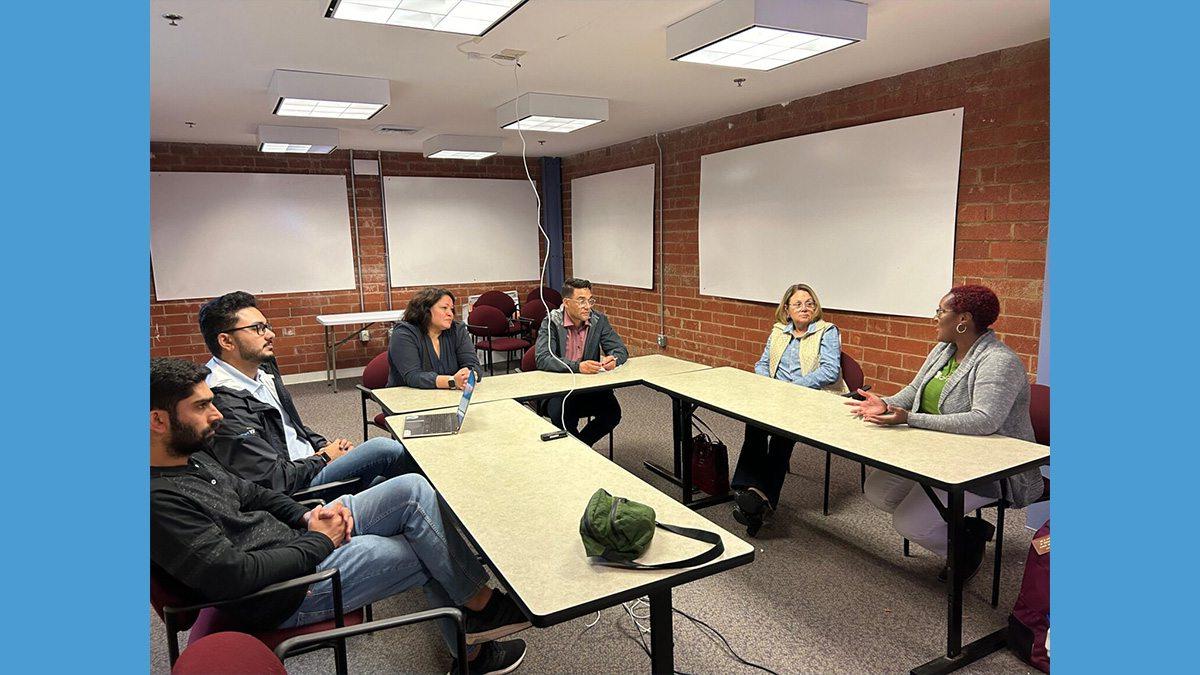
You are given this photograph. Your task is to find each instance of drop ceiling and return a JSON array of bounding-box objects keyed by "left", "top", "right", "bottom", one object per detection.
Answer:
[{"left": 150, "top": 0, "right": 1048, "bottom": 158}]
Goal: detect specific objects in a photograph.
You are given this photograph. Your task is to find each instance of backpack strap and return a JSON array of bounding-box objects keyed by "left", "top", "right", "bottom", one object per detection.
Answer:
[
  {"left": 690, "top": 415, "right": 724, "bottom": 445},
  {"left": 589, "top": 522, "right": 725, "bottom": 570}
]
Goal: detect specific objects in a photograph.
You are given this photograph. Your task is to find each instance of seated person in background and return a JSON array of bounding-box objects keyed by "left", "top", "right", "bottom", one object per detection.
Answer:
[
  {"left": 150, "top": 358, "right": 529, "bottom": 674},
  {"left": 535, "top": 278, "right": 629, "bottom": 447},
  {"left": 847, "top": 285, "right": 1044, "bottom": 582},
  {"left": 387, "top": 287, "right": 481, "bottom": 390},
  {"left": 198, "top": 291, "right": 414, "bottom": 496},
  {"left": 731, "top": 283, "right": 846, "bottom": 536}
]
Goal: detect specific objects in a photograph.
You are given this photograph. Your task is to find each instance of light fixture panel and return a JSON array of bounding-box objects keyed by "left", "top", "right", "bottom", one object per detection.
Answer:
[
  {"left": 269, "top": 70, "right": 390, "bottom": 120},
  {"left": 496, "top": 93, "right": 609, "bottom": 134},
  {"left": 326, "top": 0, "right": 527, "bottom": 36},
  {"left": 668, "top": 0, "right": 866, "bottom": 70},
  {"left": 423, "top": 134, "right": 504, "bottom": 160},
  {"left": 257, "top": 125, "right": 339, "bottom": 154}
]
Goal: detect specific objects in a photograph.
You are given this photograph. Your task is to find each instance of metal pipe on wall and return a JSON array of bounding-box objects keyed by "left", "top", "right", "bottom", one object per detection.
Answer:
[
  {"left": 655, "top": 132, "right": 666, "bottom": 344},
  {"left": 349, "top": 149, "right": 365, "bottom": 312},
  {"left": 379, "top": 150, "right": 393, "bottom": 310}
]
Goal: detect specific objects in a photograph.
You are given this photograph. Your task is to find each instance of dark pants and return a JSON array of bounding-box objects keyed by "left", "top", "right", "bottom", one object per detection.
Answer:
[
  {"left": 731, "top": 424, "right": 796, "bottom": 508},
  {"left": 545, "top": 390, "right": 622, "bottom": 447}
]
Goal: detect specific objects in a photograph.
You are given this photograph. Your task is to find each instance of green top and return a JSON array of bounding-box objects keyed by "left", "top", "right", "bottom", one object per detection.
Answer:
[{"left": 918, "top": 356, "right": 959, "bottom": 414}]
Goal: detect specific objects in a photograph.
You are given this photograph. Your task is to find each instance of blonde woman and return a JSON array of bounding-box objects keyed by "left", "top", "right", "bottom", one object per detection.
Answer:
[{"left": 731, "top": 283, "right": 847, "bottom": 536}]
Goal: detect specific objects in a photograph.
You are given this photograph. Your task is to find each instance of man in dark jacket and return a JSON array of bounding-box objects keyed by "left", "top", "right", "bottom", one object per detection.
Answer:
[
  {"left": 535, "top": 278, "right": 629, "bottom": 447},
  {"left": 150, "top": 358, "right": 529, "bottom": 672},
  {"left": 198, "top": 291, "right": 412, "bottom": 496}
]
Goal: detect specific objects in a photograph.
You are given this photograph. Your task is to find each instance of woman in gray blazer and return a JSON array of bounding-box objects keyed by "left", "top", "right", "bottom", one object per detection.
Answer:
[
  {"left": 387, "top": 288, "right": 481, "bottom": 389},
  {"left": 846, "top": 285, "right": 1043, "bottom": 581}
]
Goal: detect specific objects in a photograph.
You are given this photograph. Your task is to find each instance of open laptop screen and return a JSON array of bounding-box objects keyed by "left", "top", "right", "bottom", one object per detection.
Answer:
[{"left": 456, "top": 369, "right": 477, "bottom": 427}]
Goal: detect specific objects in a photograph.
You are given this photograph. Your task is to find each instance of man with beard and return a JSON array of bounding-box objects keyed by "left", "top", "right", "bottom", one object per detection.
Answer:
[
  {"left": 197, "top": 291, "right": 412, "bottom": 496},
  {"left": 150, "top": 358, "right": 529, "bottom": 673}
]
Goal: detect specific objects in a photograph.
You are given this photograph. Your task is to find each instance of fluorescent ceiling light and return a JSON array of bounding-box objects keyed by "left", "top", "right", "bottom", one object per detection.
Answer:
[
  {"left": 257, "top": 125, "right": 339, "bottom": 154},
  {"left": 496, "top": 93, "right": 608, "bottom": 134},
  {"left": 667, "top": 0, "right": 866, "bottom": 71},
  {"left": 269, "top": 70, "right": 390, "bottom": 120},
  {"left": 325, "top": 0, "right": 527, "bottom": 36},
  {"left": 423, "top": 134, "right": 504, "bottom": 160}
]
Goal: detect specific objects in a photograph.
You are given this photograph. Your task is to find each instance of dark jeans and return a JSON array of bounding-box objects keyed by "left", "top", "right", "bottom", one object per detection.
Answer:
[
  {"left": 730, "top": 424, "right": 796, "bottom": 508},
  {"left": 545, "top": 389, "right": 622, "bottom": 447}
]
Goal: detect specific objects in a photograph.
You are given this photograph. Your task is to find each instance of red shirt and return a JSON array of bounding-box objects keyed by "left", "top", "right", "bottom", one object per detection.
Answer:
[{"left": 563, "top": 312, "right": 589, "bottom": 362}]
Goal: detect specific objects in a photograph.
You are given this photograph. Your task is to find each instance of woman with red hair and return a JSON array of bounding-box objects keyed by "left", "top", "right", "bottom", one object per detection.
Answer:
[{"left": 846, "top": 285, "right": 1043, "bottom": 581}]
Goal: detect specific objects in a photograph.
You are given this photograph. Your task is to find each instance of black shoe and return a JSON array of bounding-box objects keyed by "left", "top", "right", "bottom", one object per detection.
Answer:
[
  {"left": 937, "top": 517, "right": 996, "bottom": 582},
  {"left": 448, "top": 639, "right": 527, "bottom": 675},
  {"left": 464, "top": 590, "right": 531, "bottom": 645},
  {"left": 732, "top": 489, "right": 772, "bottom": 537}
]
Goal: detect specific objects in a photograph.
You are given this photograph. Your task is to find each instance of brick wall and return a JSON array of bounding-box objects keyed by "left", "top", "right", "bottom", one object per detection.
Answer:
[
  {"left": 149, "top": 143, "right": 542, "bottom": 375},
  {"left": 561, "top": 40, "right": 1049, "bottom": 395}
]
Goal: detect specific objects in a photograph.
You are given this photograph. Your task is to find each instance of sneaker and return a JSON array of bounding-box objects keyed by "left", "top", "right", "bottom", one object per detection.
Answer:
[
  {"left": 464, "top": 590, "right": 531, "bottom": 645},
  {"left": 447, "top": 639, "right": 527, "bottom": 675},
  {"left": 937, "top": 517, "right": 996, "bottom": 583},
  {"left": 731, "top": 489, "right": 772, "bottom": 537}
]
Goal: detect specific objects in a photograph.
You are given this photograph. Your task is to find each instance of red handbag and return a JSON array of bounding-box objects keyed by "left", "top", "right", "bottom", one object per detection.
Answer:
[{"left": 690, "top": 416, "right": 730, "bottom": 496}]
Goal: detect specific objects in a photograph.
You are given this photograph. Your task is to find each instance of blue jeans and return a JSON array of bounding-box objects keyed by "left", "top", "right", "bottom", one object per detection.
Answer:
[
  {"left": 310, "top": 437, "right": 418, "bottom": 490},
  {"left": 277, "top": 474, "right": 489, "bottom": 657}
]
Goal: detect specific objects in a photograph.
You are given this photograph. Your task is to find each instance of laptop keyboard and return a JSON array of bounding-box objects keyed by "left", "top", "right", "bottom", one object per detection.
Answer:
[{"left": 409, "top": 412, "right": 458, "bottom": 435}]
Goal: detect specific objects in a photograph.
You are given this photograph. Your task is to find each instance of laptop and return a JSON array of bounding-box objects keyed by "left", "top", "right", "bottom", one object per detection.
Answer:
[{"left": 401, "top": 370, "right": 477, "bottom": 439}]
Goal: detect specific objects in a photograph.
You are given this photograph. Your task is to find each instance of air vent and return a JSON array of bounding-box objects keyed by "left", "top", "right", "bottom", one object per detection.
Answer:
[
  {"left": 490, "top": 49, "right": 527, "bottom": 62},
  {"left": 373, "top": 125, "right": 420, "bottom": 135}
]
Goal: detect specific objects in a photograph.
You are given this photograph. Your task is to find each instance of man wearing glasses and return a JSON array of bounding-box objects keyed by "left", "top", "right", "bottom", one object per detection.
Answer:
[
  {"left": 197, "top": 291, "right": 415, "bottom": 496},
  {"left": 535, "top": 278, "right": 629, "bottom": 447}
]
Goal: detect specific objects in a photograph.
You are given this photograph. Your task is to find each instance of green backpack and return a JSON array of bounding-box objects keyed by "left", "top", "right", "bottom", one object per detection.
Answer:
[{"left": 579, "top": 488, "right": 724, "bottom": 569}]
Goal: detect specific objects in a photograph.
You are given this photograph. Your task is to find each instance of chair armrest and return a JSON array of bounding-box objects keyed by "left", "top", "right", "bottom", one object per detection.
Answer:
[
  {"left": 840, "top": 384, "right": 871, "bottom": 401},
  {"left": 274, "top": 607, "right": 467, "bottom": 674},
  {"left": 355, "top": 384, "right": 384, "bottom": 405},
  {"left": 292, "top": 477, "right": 360, "bottom": 501},
  {"left": 165, "top": 568, "right": 341, "bottom": 616}
]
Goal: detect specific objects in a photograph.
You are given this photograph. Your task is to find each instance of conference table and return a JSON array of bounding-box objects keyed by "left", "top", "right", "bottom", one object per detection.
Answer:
[
  {"left": 641, "top": 366, "right": 1051, "bottom": 675},
  {"left": 369, "top": 353, "right": 713, "bottom": 416},
  {"left": 315, "top": 310, "right": 404, "bottom": 392},
  {"left": 385, "top": 399, "right": 755, "bottom": 674}
]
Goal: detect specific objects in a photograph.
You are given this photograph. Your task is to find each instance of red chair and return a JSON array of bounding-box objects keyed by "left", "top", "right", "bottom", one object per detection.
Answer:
[
  {"left": 518, "top": 298, "right": 549, "bottom": 341},
  {"left": 173, "top": 611, "right": 469, "bottom": 675},
  {"left": 475, "top": 290, "right": 518, "bottom": 319},
  {"left": 151, "top": 565, "right": 364, "bottom": 674},
  {"left": 355, "top": 351, "right": 391, "bottom": 441},
  {"left": 526, "top": 286, "right": 561, "bottom": 308},
  {"left": 820, "top": 351, "right": 868, "bottom": 515},
  {"left": 467, "top": 305, "right": 530, "bottom": 375}
]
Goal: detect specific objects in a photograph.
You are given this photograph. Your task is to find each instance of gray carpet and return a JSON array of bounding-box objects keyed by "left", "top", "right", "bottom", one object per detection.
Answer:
[{"left": 151, "top": 375, "right": 1038, "bottom": 674}]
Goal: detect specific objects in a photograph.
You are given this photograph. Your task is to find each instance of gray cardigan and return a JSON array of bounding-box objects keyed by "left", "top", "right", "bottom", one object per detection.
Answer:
[
  {"left": 882, "top": 330, "right": 1044, "bottom": 507},
  {"left": 535, "top": 308, "right": 629, "bottom": 373},
  {"left": 387, "top": 320, "right": 481, "bottom": 388}
]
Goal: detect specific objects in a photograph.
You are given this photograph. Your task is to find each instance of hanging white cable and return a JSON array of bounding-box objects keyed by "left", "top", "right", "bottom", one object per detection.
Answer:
[{"left": 513, "top": 59, "right": 575, "bottom": 432}]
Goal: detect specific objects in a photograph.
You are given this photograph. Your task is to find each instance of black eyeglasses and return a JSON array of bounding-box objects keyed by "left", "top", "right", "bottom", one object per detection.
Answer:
[{"left": 225, "top": 322, "right": 273, "bottom": 336}]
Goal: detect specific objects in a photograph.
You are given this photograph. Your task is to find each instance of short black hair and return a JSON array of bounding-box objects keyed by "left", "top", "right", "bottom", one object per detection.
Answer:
[
  {"left": 404, "top": 288, "right": 456, "bottom": 332},
  {"left": 198, "top": 291, "right": 258, "bottom": 357},
  {"left": 561, "top": 278, "right": 591, "bottom": 298},
  {"left": 151, "top": 358, "right": 211, "bottom": 413}
]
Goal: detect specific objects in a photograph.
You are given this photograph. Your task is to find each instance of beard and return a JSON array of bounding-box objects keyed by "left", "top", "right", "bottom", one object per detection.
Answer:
[
  {"left": 237, "top": 339, "right": 272, "bottom": 365},
  {"left": 166, "top": 414, "right": 219, "bottom": 459}
]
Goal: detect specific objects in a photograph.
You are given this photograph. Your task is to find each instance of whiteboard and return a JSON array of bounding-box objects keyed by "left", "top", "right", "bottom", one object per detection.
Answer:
[
  {"left": 150, "top": 172, "right": 355, "bottom": 301},
  {"left": 384, "top": 176, "right": 540, "bottom": 287},
  {"left": 698, "top": 108, "right": 963, "bottom": 318},
  {"left": 571, "top": 164, "right": 655, "bottom": 289}
]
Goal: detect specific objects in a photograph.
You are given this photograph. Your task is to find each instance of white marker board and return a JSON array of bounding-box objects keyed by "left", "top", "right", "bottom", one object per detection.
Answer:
[
  {"left": 384, "top": 176, "right": 540, "bottom": 287},
  {"left": 698, "top": 108, "right": 963, "bottom": 318},
  {"left": 571, "top": 164, "right": 655, "bottom": 289},
  {"left": 150, "top": 172, "right": 355, "bottom": 301}
]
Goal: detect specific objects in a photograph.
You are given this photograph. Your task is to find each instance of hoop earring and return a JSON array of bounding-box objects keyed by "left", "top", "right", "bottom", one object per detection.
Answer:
[{"left": 956, "top": 323, "right": 967, "bottom": 334}]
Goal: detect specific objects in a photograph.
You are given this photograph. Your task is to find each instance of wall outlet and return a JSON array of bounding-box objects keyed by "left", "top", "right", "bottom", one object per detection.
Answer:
[
  {"left": 360, "top": 329, "right": 370, "bottom": 342},
  {"left": 283, "top": 327, "right": 296, "bottom": 337},
  {"left": 657, "top": 334, "right": 668, "bottom": 348}
]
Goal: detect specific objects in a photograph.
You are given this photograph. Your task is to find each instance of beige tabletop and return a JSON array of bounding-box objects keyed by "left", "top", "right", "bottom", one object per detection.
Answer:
[
  {"left": 372, "top": 353, "right": 712, "bottom": 415},
  {"left": 385, "top": 399, "right": 754, "bottom": 623},
  {"left": 644, "top": 367, "right": 1049, "bottom": 489}
]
